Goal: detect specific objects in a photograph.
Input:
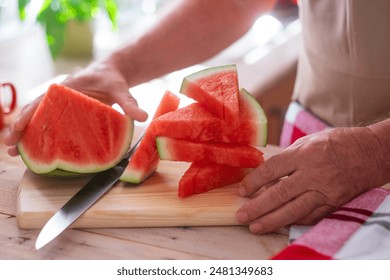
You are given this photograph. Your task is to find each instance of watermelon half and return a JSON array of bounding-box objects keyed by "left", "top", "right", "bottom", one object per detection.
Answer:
[
  {"left": 180, "top": 64, "right": 240, "bottom": 125},
  {"left": 18, "top": 84, "right": 134, "bottom": 175},
  {"left": 120, "top": 90, "right": 180, "bottom": 184}
]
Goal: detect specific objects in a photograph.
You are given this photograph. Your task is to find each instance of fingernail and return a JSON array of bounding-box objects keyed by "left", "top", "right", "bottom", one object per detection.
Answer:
[
  {"left": 236, "top": 211, "right": 248, "bottom": 223},
  {"left": 237, "top": 185, "right": 246, "bottom": 197},
  {"left": 250, "top": 223, "right": 263, "bottom": 234}
]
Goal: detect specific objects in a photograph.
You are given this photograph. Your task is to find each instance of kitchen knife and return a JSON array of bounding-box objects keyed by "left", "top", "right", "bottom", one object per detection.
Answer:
[{"left": 35, "top": 135, "right": 143, "bottom": 250}]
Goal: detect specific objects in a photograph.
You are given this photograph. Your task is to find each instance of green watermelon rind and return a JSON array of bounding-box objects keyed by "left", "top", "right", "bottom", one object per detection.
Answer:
[
  {"left": 155, "top": 137, "right": 171, "bottom": 160},
  {"left": 17, "top": 119, "right": 134, "bottom": 175},
  {"left": 179, "top": 64, "right": 237, "bottom": 94},
  {"left": 239, "top": 88, "right": 268, "bottom": 147},
  {"left": 119, "top": 167, "right": 157, "bottom": 184},
  {"left": 118, "top": 91, "right": 181, "bottom": 184},
  {"left": 44, "top": 169, "right": 92, "bottom": 178}
]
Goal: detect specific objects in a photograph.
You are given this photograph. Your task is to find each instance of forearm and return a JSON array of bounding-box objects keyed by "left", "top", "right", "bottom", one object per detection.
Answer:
[{"left": 108, "top": 0, "right": 276, "bottom": 87}]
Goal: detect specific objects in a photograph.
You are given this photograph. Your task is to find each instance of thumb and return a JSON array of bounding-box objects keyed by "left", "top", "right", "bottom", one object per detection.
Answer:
[{"left": 116, "top": 92, "right": 148, "bottom": 122}]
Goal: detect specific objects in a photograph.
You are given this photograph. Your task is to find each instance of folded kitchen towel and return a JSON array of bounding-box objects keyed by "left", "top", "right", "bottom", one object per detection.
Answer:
[
  {"left": 272, "top": 187, "right": 390, "bottom": 260},
  {"left": 280, "top": 101, "right": 331, "bottom": 148}
]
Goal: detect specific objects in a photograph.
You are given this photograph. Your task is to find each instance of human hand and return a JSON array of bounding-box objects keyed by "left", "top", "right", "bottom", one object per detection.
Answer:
[
  {"left": 4, "top": 59, "right": 148, "bottom": 156},
  {"left": 235, "top": 127, "right": 384, "bottom": 234}
]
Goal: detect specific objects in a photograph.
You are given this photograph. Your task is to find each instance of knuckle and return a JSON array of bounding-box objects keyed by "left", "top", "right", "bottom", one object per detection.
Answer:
[
  {"left": 287, "top": 199, "right": 309, "bottom": 220},
  {"left": 257, "top": 161, "right": 275, "bottom": 181},
  {"left": 124, "top": 95, "right": 139, "bottom": 106},
  {"left": 297, "top": 204, "right": 336, "bottom": 225},
  {"left": 270, "top": 184, "right": 290, "bottom": 203},
  {"left": 241, "top": 171, "right": 262, "bottom": 195}
]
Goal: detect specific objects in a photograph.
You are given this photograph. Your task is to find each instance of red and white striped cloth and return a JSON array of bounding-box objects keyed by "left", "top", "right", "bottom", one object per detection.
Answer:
[
  {"left": 273, "top": 101, "right": 390, "bottom": 259},
  {"left": 272, "top": 187, "right": 390, "bottom": 260},
  {"left": 280, "top": 101, "right": 330, "bottom": 148}
]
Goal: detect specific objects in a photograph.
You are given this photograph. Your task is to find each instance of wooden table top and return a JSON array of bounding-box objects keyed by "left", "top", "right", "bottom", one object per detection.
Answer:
[{"left": 0, "top": 122, "right": 288, "bottom": 260}]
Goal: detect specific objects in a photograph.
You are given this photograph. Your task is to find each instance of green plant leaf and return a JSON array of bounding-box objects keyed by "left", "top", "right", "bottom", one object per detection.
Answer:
[
  {"left": 38, "top": 4, "right": 67, "bottom": 59},
  {"left": 18, "top": 0, "right": 31, "bottom": 20},
  {"left": 39, "top": 0, "right": 54, "bottom": 15},
  {"left": 103, "top": 0, "right": 118, "bottom": 29},
  {"left": 17, "top": 0, "right": 118, "bottom": 60},
  {"left": 64, "top": 0, "right": 97, "bottom": 22}
]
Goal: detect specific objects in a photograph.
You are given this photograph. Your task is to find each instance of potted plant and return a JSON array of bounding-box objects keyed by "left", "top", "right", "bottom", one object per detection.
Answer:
[{"left": 18, "top": 0, "right": 118, "bottom": 59}]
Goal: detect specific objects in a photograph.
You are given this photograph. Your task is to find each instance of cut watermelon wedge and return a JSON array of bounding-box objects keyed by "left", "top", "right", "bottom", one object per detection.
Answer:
[
  {"left": 156, "top": 136, "right": 264, "bottom": 168},
  {"left": 180, "top": 64, "right": 240, "bottom": 125},
  {"left": 120, "top": 90, "right": 180, "bottom": 184},
  {"left": 151, "top": 88, "right": 267, "bottom": 146},
  {"left": 151, "top": 103, "right": 229, "bottom": 143},
  {"left": 229, "top": 88, "right": 267, "bottom": 146},
  {"left": 18, "top": 84, "right": 134, "bottom": 175},
  {"left": 178, "top": 161, "right": 251, "bottom": 198}
]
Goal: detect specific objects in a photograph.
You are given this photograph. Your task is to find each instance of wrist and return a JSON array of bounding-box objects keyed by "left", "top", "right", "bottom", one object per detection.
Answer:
[
  {"left": 104, "top": 50, "right": 134, "bottom": 88},
  {"left": 349, "top": 125, "right": 389, "bottom": 188},
  {"left": 329, "top": 126, "right": 387, "bottom": 191}
]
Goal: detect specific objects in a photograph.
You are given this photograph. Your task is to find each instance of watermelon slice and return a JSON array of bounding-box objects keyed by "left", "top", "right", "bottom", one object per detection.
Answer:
[
  {"left": 178, "top": 161, "right": 251, "bottom": 198},
  {"left": 180, "top": 64, "right": 240, "bottom": 125},
  {"left": 120, "top": 90, "right": 180, "bottom": 184},
  {"left": 228, "top": 88, "right": 267, "bottom": 146},
  {"left": 18, "top": 84, "right": 134, "bottom": 175},
  {"left": 156, "top": 136, "right": 264, "bottom": 168},
  {"left": 152, "top": 88, "right": 267, "bottom": 146},
  {"left": 151, "top": 103, "right": 229, "bottom": 143}
]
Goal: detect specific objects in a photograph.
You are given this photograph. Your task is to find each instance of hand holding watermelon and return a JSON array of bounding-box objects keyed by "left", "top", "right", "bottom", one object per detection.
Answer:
[
  {"left": 4, "top": 58, "right": 148, "bottom": 157},
  {"left": 4, "top": 96, "right": 42, "bottom": 156},
  {"left": 61, "top": 59, "right": 148, "bottom": 122}
]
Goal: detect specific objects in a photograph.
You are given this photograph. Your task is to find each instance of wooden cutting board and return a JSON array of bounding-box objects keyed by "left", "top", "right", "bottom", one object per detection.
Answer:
[{"left": 17, "top": 145, "right": 281, "bottom": 230}]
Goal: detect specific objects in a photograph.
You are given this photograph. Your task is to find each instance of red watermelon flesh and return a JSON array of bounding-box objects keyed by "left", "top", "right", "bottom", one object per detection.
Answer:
[
  {"left": 180, "top": 65, "right": 240, "bottom": 125},
  {"left": 151, "top": 88, "right": 267, "bottom": 146},
  {"left": 178, "top": 161, "right": 251, "bottom": 198},
  {"left": 227, "top": 88, "right": 267, "bottom": 146},
  {"left": 156, "top": 136, "right": 264, "bottom": 168},
  {"left": 120, "top": 90, "right": 180, "bottom": 184},
  {"left": 18, "top": 84, "right": 134, "bottom": 174},
  {"left": 151, "top": 103, "right": 229, "bottom": 143}
]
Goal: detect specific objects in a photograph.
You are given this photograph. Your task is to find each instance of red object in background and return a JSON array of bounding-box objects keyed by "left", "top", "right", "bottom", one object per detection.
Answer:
[
  {"left": 273, "top": 0, "right": 299, "bottom": 24},
  {"left": 276, "top": 0, "right": 298, "bottom": 8},
  {"left": 0, "top": 82, "right": 17, "bottom": 130}
]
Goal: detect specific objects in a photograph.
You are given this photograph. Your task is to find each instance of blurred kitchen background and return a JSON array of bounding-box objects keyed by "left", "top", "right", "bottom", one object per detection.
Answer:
[{"left": 0, "top": 0, "right": 300, "bottom": 145}]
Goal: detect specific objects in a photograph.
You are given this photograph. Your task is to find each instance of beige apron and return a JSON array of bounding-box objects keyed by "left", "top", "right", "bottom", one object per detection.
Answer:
[{"left": 293, "top": 0, "right": 390, "bottom": 127}]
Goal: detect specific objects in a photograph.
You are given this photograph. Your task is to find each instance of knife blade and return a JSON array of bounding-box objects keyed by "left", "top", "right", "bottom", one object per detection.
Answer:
[{"left": 35, "top": 135, "right": 143, "bottom": 250}]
